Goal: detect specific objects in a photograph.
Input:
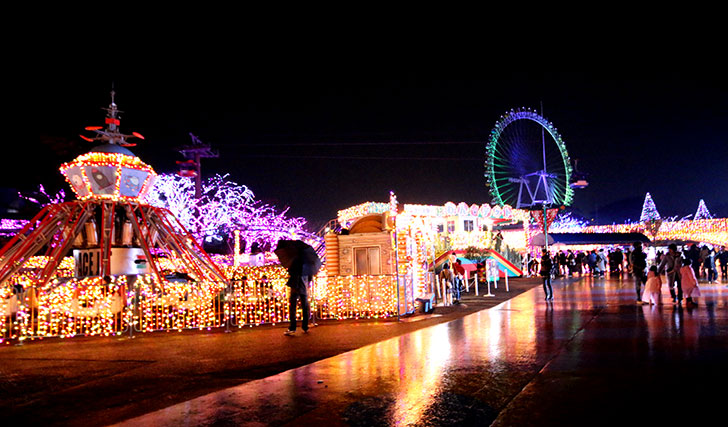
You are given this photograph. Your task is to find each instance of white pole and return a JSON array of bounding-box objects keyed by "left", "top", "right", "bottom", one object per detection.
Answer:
[
  {"left": 465, "top": 270, "right": 470, "bottom": 292},
  {"left": 435, "top": 275, "right": 442, "bottom": 300},
  {"left": 484, "top": 277, "right": 494, "bottom": 297},
  {"left": 484, "top": 268, "right": 494, "bottom": 297},
  {"left": 505, "top": 269, "right": 510, "bottom": 292},
  {"left": 475, "top": 273, "right": 479, "bottom": 296}
]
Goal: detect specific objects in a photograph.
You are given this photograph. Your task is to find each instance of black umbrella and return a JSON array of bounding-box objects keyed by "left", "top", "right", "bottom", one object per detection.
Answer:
[{"left": 274, "top": 240, "right": 322, "bottom": 276}]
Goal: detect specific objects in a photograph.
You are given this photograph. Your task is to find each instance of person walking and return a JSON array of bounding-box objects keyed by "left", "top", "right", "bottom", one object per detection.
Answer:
[
  {"left": 596, "top": 249, "right": 608, "bottom": 277},
  {"left": 558, "top": 251, "right": 568, "bottom": 276},
  {"left": 567, "top": 250, "right": 576, "bottom": 277},
  {"left": 540, "top": 248, "right": 553, "bottom": 300},
  {"left": 680, "top": 257, "right": 701, "bottom": 306},
  {"left": 657, "top": 243, "right": 683, "bottom": 305},
  {"left": 453, "top": 259, "right": 465, "bottom": 304},
  {"left": 718, "top": 246, "right": 728, "bottom": 283},
  {"left": 699, "top": 245, "right": 710, "bottom": 279},
  {"left": 702, "top": 246, "right": 716, "bottom": 284},
  {"left": 284, "top": 258, "right": 311, "bottom": 335},
  {"left": 576, "top": 251, "right": 585, "bottom": 276},
  {"left": 625, "top": 248, "right": 632, "bottom": 276},
  {"left": 687, "top": 243, "right": 701, "bottom": 280},
  {"left": 642, "top": 266, "right": 663, "bottom": 305},
  {"left": 630, "top": 241, "right": 648, "bottom": 304},
  {"left": 439, "top": 263, "right": 454, "bottom": 305},
  {"left": 587, "top": 250, "right": 597, "bottom": 276},
  {"left": 614, "top": 248, "right": 624, "bottom": 275}
]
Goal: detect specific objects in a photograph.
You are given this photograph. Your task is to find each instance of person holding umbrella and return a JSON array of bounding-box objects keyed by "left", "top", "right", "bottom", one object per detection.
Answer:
[{"left": 275, "top": 240, "right": 322, "bottom": 336}]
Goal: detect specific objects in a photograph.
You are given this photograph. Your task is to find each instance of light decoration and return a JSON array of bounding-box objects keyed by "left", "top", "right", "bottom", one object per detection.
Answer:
[
  {"left": 19, "top": 184, "right": 66, "bottom": 207},
  {"left": 548, "top": 212, "right": 590, "bottom": 232},
  {"left": 14, "top": 216, "right": 717, "bottom": 343},
  {"left": 485, "top": 107, "right": 574, "bottom": 208},
  {"left": 335, "top": 198, "right": 530, "bottom": 307},
  {"left": 640, "top": 192, "right": 661, "bottom": 222},
  {"left": 1, "top": 261, "right": 408, "bottom": 343},
  {"left": 639, "top": 192, "right": 663, "bottom": 239},
  {"left": 401, "top": 202, "right": 516, "bottom": 221},
  {"left": 694, "top": 199, "right": 713, "bottom": 220},
  {"left": 337, "top": 202, "right": 391, "bottom": 228},
  {"left": 145, "top": 173, "right": 313, "bottom": 252},
  {"left": 59, "top": 151, "right": 156, "bottom": 202},
  {"left": 578, "top": 218, "right": 728, "bottom": 246},
  {"left": 0, "top": 219, "right": 30, "bottom": 237},
  {"left": 315, "top": 275, "right": 398, "bottom": 320}
]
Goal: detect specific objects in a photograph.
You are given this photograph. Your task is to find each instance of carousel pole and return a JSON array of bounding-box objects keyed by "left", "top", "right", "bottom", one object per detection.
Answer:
[{"left": 125, "top": 204, "right": 163, "bottom": 284}]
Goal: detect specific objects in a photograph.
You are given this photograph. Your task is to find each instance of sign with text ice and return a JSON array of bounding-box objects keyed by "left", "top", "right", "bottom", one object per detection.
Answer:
[{"left": 74, "top": 248, "right": 150, "bottom": 277}]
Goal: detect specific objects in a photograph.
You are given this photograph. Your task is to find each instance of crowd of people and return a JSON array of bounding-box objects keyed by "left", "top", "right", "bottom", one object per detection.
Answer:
[{"left": 528, "top": 243, "right": 728, "bottom": 304}]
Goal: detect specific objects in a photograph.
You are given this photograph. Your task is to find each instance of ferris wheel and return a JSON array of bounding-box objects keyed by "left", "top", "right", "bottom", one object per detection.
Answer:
[{"left": 485, "top": 108, "right": 576, "bottom": 209}]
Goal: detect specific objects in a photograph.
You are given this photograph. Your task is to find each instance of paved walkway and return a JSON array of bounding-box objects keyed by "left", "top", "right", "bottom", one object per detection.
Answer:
[
  {"left": 2, "top": 277, "right": 540, "bottom": 426},
  {"left": 115, "top": 275, "right": 728, "bottom": 426}
]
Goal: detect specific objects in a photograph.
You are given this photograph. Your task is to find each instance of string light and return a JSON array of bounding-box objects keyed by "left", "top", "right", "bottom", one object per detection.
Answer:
[
  {"left": 59, "top": 152, "right": 156, "bottom": 202},
  {"left": 145, "top": 173, "right": 314, "bottom": 250},
  {"left": 1, "top": 263, "right": 403, "bottom": 342}
]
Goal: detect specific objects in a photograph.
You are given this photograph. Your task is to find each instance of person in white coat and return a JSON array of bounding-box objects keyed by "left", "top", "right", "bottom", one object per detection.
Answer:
[{"left": 596, "top": 249, "right": 608, "bottom": 277}]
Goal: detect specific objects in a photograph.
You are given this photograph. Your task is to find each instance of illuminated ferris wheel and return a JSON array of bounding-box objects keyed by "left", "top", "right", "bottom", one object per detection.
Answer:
[{"left": 485, "top": 108, "right": 578, "bottom": 209}]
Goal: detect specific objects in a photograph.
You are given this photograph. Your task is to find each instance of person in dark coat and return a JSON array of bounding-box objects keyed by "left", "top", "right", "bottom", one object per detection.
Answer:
[
  {"left": 284, "top": 257, "right": 312, "bottom": 335},
  {"left": 703, "top": 247, "right": 717, "bottom": 283},
  {"left": 540, "top": 248, "right": 553, "bottom": 300},
  {"left": 657, "top": 243, "right": 683, "bottom": 304},
  {"left": 630, "top": 241, "right": 648, "bottom": 304},
  {"left": 687, "top": 243, "right": 701, "bottom": 279},
  {"left": 718, "top": 246, "right": 728, "bottom": 282}
]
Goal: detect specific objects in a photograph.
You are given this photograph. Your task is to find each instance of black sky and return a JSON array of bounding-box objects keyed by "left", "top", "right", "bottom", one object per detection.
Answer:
[{"left": 20, "top": 66, "right": 728, "bottom": 231}]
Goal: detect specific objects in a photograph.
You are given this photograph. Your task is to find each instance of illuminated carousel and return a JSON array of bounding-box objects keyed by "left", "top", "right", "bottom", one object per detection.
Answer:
[{"left": 0, "top": 92, "right": 228, "bottom": 341}]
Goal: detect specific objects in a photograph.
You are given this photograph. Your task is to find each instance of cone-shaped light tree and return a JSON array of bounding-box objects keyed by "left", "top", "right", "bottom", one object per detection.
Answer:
[
  {"left": 639, "top": 192, "right": 661, "bottom": 223},
  {"left": 694, "top": 199, "right": 713, "bottom": 220}
]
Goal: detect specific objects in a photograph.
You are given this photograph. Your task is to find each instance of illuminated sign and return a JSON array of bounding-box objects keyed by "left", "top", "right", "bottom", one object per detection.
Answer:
[{"left": 73, "top": 248, "right": 150, "bottom": 277}]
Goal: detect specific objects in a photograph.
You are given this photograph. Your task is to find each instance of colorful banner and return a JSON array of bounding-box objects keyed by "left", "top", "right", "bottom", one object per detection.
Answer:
[{"left": 530, "top": 208, "right": 559, "bottom": 234}]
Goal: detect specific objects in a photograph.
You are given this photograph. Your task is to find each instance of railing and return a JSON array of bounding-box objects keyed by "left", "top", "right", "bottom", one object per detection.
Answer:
[{"left": 1, "top": 274, "right": 416, "bottom": 344}]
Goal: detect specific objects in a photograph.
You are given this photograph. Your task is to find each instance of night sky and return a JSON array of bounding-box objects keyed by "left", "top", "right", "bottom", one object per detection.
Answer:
[{"left": 19, "top": 67, "right": 728, "bottom": 232}]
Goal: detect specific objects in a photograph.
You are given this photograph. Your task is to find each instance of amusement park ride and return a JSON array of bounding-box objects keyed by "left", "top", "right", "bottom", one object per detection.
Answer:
[
  {"left": 485, "top": 107, "right": 587, "bottom": 211},
  {"left": 0, "top": 91, "right": 227, "bottom": 287}
]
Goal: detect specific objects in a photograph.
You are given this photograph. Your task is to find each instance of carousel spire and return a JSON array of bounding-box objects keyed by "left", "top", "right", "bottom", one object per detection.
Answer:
[{"left": 0, "top": 91, "right": 227, "bottom": 287}]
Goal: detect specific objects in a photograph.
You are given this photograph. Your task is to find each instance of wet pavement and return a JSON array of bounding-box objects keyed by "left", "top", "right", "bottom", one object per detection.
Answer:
[
  {"left": 115, "top": 275, "right": 728, "bottom": 426},
  {"left": 4, "top": 275, "right": 728, "bottom": 426},
  {"left": 1, "top": 277, "right": 540, "bottom": 426}
]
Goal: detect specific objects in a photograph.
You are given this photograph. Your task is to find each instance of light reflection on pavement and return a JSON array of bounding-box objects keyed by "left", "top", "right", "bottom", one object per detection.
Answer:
[{"left": 118, "top": 276, "right": 728, "bottom": 426}]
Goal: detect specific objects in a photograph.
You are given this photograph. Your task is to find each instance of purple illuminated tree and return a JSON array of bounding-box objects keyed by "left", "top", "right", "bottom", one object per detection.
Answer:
[
  {"left": 19, "top": 184, "right": 66, "bottom": 207},
  {"left": 145, "top": 173, "right": 313, "bottom": 252},
  {"left": 549, "top": 212, "right": 589, "bottom": 232}
]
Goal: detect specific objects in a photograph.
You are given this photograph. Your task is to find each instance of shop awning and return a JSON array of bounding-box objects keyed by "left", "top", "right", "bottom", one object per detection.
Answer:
[{"left": 530, "top": 232, "right": 650, "bottom": 247}]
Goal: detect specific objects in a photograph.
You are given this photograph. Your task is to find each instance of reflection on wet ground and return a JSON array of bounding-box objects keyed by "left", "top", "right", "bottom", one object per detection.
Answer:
[{"left": 119, "top": 276, "right": 728, "bottom": 426}]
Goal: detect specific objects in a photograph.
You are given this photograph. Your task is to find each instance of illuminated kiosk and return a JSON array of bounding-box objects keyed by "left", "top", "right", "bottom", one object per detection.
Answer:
[
  {"left": 0, "top": 93, "right": 227, "bottom": 340},
  {"left": 322, "top": 194, "right": 526, "bottom": 317}
]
